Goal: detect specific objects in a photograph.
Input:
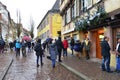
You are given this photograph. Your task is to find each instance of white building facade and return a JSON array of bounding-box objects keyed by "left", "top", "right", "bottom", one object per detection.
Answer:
[{"left": 0, "top": 2, "right": 10, "bottom": 42}]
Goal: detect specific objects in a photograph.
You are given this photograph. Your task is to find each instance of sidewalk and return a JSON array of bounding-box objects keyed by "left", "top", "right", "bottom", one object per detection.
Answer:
[
  {"left": 0, "top": 52, "right": 13, "bottom": 80},
  {"left": 60, "top": 53, "right": 120, "bottom": 80}
]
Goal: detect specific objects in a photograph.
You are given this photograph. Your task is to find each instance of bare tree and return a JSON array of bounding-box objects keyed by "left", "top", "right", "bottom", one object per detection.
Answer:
[{"left": 29, "top": 16, "right": 34, "bottom": 39}]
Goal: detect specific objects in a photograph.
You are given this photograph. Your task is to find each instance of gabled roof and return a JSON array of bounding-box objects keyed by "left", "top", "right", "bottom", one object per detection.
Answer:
[
  {"left": 37, "top": 0, "right": 60, "bottom": 29},
  {"left": 51, "top": 0, "right": 60, "bottom": 11}
]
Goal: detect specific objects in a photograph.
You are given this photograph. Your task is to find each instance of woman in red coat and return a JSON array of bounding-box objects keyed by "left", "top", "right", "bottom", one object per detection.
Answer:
[{"left": 62, "top": 37, "right": 68, "bottom": 57}]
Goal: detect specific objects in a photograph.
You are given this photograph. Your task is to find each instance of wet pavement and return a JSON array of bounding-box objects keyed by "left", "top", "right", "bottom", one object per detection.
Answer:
[
  {"left": 61, "top": 52, "right": 120, "bottom": 80},
  {"left": 3, "top": 50, "right": 80, "bottom": 80},
  {"left": 1, "top": 49, "right": 120, "bottom": 80},
  {"left": 0, "top": 51, "right": 13, "bottom": 80}
]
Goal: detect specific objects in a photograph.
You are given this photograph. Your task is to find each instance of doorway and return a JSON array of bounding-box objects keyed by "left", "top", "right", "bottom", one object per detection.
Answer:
[{"left": 93, "top": 29, "right": 104, "bottom": 59}]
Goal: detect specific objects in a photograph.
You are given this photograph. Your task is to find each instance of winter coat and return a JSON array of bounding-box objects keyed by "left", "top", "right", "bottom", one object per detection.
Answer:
[
  {"left": 101, "top": 40, "right": 111, "bottom": 57},
  {"left": 70, "top": 39, "right": 75, "bottom": 46},
  {"left": 74, "top": 42, "right": 82, "bottom": 52},
  {"left": 63, "top": 40, "right": 68, "bottom": 49},
  {"left": 56, "top": 39, "right": 63, "bottom": 51},
  {"left": 49, "top": 43, "right": 58, "bottom": 60},
  {"left": 84, "top": 41, "right": 91, "bottom": 51},
  {"left": 34, "top": 43, "right": 43, "bottom": 56},
  {"left": 15, "top": 42, "right": 21, "bottom": 48},
  {"left": 27, "top": 42, "right": 31, "bottom": 47},
  {"left": 22, "top": 42, "right": 26, "bottom": 48}
]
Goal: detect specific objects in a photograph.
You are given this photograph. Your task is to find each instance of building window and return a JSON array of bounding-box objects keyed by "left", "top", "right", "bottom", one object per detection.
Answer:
[
  {"left": 80, "top": 0, "right": 84, "bottom": 11},
  {"left": 60, "top": 0, "right": 64, "bottom": 5},
  {"left": 96, "top": 0, "right": 101, "bottom": 3},
  {"left": 71, "top": 4, "right": 75, "bottom": 20},
  {"left": 65, "top": 12, "right": 67, "bottom": 25},
  {"left": 63, "top": 15, "right": 65, "bottom": 26},
  {"left": 73, "top": 34, "right": 77, "bottom": 41},
  {"left": 66, "top": 8, "right": 71, "bottom": 23},
  {"left": 76, "top": 0, "right": 80, "bottom": 17},
  {"left": 47, "top": 30, "right": 49, "bottom": 36},
  {"left": 86, "top": 0, "right": 93, "bottom": 9}
]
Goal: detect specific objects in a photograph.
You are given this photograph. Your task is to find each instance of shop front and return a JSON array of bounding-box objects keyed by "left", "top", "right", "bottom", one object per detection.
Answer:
[{"left": 90, "top": 28, "right": 104, "bottom": 59}]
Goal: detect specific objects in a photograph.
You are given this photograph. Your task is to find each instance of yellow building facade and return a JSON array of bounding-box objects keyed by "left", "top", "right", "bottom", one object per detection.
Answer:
[{"left": 37, "top": 10, "right": 62, "bottom": 43}]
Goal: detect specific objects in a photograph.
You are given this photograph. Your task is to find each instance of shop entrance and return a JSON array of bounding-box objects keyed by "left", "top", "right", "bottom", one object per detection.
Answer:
[{"left": 93, "top": 29, "right": 104, "bottom": 59}]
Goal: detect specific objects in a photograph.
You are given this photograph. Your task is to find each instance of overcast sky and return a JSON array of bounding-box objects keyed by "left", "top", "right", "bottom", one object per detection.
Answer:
[{"left": 0, "top": 0, "right": 56, "bottom": 37}]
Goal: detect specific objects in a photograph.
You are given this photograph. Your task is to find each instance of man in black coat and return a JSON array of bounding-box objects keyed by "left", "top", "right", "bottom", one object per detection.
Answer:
[
  {"left": 70, "top": 37, "right": 75, "bottom": 55},
  {"left": 56, "top": 37, "right": 63, "bottom": 62},
  {"left": 101, "top": 36, "right": 112, "bottom": 73}
]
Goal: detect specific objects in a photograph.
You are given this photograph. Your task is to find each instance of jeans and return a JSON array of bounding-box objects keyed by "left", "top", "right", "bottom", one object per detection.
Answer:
[
  {"left": 71, "top": 46, "right": 74, "bottom": 55},
  {"left": 63, "top": 48, "right": 67, "bottom": 56},
  {"left": 52, "top": 59, "right": 56, "bottom": 68},
  {"left": 101, "top": 56, "right": 110, "bottom": 71},
  {"left": 16, "top": 48, "right": 20, "bottom": 56},
  {"left": 36, "top": 55, "right": 43, "bottom": 65},
  {"left": 116, "top": 57, "right": 120, "bottom": 71},
  {"left": 85, "top": 50, "right": 90, "bottom": 59},
  {"left": 58, "top": 49, "right": 62, "bottom": 62}
]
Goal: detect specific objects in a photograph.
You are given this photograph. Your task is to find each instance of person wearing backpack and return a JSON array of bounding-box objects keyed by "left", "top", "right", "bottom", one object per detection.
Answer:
[
  {"left": 49, "top": 39, "right": 58, "bottom": 68},
  {"left": 34, "top": 39, "right": 43, "bottom": 67}
]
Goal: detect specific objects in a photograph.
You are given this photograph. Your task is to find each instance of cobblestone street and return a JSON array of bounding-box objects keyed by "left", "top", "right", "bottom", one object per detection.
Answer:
[{"left": 3, "top": 51, "right": 80, "bottom": 80}]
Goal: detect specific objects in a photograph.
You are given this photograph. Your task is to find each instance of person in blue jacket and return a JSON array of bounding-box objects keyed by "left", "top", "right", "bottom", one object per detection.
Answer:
[
  {"left": 15, "top": 40, "right": 21, "bottom": 56},
  {"left": 49, "top": 39, "right": 58, "bottom": 68}
]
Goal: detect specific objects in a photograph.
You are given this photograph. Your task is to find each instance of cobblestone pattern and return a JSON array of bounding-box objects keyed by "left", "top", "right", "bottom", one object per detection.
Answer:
[
  {"left": 62, "top": 54, "right": 120, "bottom": 80},
  {"left": 4, "top": 51, "right": 80, "bottom": 80}
]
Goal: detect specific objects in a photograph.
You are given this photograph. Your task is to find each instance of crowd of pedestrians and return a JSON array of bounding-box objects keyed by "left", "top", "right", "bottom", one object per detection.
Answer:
[
  {"left": 36, "top": 36, "right": 120, "bottom": 74},
  {"left": 7, "top": 39, "right": 35, "bottom": 57},
  {"left": 0, "top": 35, "right": 120, "bottom": 74},
  {"left": 33, "top": 36, "right": 91, "bottom": 68}
]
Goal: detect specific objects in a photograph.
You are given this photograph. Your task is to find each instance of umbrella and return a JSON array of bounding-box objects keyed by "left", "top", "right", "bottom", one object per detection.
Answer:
[
  {"left": 22, "top": 36, "right": 31, "bottom": 41},
  {"left": 46, "top": 38, "right": 52, "bottom": 43}
]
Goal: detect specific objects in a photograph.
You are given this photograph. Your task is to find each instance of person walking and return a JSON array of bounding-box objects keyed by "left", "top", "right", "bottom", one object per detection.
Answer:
[
  {"left": 34, "top": 39, "right": 43, "bottom": 67},
  {"left": 49, "top": 39, "right": 58, "bottom": 68},
  {"left": 62, "top": 37, "right": 68, "bottom": 57},
  {"left": 15, "top": 40, "right": 21, "bottom": 56},
  {"left": 84, "top": 37, "right": 91, "bottom": 60},
  {"left": 70, "top": 37, "right": 75, "bottom": 55},
  {"left": 31, "top": 41, "right": 35, "bottom": 50},
  {"left": 56, "top": 37, "right": 63, "bottom": 62},
  {"left": 74, "top": 40, "right": 83, "bottom": 59},
  {"left": 115, "top": 38, "right": 120, "bottom": 72},
  {"left": 42, "top": 41, "right": 46, "bottom": 52},
  {"left": 0, "top": 38, "right": 5, "bottom": 53},
  {"left": 101, "top": 36, "right": 112, "bottom": 73},
  {"left": 21, "top": 40, "right": 27, "bottom": 57},
  {"left": 9, "top": 41, "right": 13, "bottom": 51},
  {"left": 27, "top": 41, "right": 31, "bottom": 52}
]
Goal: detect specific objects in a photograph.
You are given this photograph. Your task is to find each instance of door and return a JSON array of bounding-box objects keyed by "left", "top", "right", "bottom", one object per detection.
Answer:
[{"left": 96, "top": 29, "right": 104, "bottom": 59}]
